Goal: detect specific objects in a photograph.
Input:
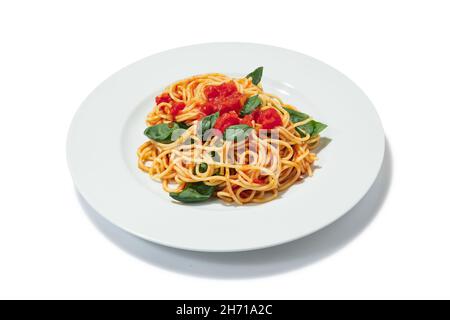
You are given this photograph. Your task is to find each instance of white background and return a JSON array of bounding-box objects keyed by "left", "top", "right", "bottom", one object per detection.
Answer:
[{"left": 1, "top": 0, "right": 449, "bottom": 300}]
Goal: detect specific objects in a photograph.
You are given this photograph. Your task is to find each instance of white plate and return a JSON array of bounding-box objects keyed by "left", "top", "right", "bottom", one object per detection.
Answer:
[{"left": 67, "top": 43, "right": 385, "bottom": 252}]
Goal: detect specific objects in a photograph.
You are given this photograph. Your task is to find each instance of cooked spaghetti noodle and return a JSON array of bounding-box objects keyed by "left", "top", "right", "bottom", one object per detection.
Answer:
[{"left": 137, "top": 68, "right": 327, "bottom": 205}]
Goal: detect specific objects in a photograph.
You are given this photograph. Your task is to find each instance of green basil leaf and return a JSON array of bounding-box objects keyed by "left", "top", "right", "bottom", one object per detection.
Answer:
[
  {"left": 246, "top": 67, "right": 263, "bottom": 85},
  {"left": 176, "top": 122, "right": 190, "bottom": 129},
  {"left": 169, "top": 182, "right": 215, "bottom": 203},
  {"left": 240, "top": 95, "right": 261, "bottom": 116},
  {"left": 283, "top": 107, "right": 327, "bottom": 137},
  {"left": 283, "top": 107, "right": 309, "bottom": 123},
  {"left": 198, "top": 162, "right": 208, "bottom": 173},
  {"left": 310, "top": 121, "right": 328, "bottom": 136},
  {"left": 223, "top": 124, "right": 253, "bottom": 141},
  {"left": 297, "top": 120, "right": 314, "bottom": 137},
  {"left": 199, "top": 112, "right": 219, "bottom": 140},
  {"left": 296, "top": 120, "right": 327, "bottom": 137},
  {"left": 144, "top": 122, "right": 180, "bottom": 143}
]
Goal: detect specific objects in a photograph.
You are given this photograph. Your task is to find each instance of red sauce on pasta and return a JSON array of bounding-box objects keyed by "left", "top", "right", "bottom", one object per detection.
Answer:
[
  {"left": 155, "top": 93, "right": 185, "bottom": 117},
  {"left": 201, "top": 82, "right": 245, "bottom": 116}
]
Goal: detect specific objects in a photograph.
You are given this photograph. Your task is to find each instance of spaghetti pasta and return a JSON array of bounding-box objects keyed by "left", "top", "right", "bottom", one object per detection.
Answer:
[{"left": 137, "top": 68, "right": 327, "bottom": 205}]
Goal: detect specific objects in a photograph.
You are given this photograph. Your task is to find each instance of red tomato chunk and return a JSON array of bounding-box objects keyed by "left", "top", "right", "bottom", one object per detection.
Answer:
[
  {"left": 213, "top": 111, "right": 241, "bottom": 132},
  {"left": 254, "top": 108, "right": 282, "bottom": 129},
  {"left": 201, "top": 82, "right": 245, "bottom": 116},
  {"left": 170, "top": 101, "right": 185, "bottom": 116},
  {"left": 155, "top": 92, "right": 172, "bottom": 104},
  {"left": 155, "top": 93, "right": 185, "bottom": 117}
]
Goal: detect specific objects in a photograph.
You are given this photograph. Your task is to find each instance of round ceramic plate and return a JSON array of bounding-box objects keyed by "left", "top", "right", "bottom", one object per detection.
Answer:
[{"left": 67, "top": 43, "right": 385, "bottom": 252}]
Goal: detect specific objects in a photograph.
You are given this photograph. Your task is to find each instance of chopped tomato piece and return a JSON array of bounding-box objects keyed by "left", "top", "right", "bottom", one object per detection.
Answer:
[
  {"left": 204, "top": 85, "right": 220, "bottom": 100},
  {"left": 170, "top": 101, "right": 186, "bottom": 116},
  {"left": 155, "top": 93, "right": 186, "bottom": 117},
  {"left": 256, "top": 108, "right": 282, "bottom": 129},
  {"left": 200, "top": 101, "right": 218, "bottom": 115},
  {"left": 155, "top": 92, "right": 172, "bottom": 104},
  {"left": 240, "top": 115, "right": 254, "bottom": 127},
  {"left": 218, "top": 92, "right": 245, "bottom": 114},
  {"left": 214, "top": 111, "right": 241, "bottom": 132},
  {"left": 201, "top": 82, "right": 245, "bottom": 116},
  {"left": 251, "top": 109, "right": 261, "bottom": 122},
  {"left": 204, "top": 82, "right": 237, "bottom": 99}
]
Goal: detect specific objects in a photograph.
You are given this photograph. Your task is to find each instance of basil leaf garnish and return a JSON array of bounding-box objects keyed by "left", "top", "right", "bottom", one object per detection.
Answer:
[
  {"left": 283, "top": 107, "right": 309, "bottom": 123},
  {"left": 246, "top": 67, "right": 263, "bottom": 85},
  {"left": 144, "top": 122, "right": 181, "bottom": 143},
  {"left": 310, "top": 121, "right": 327, "bottom": 136},
  {"left": 283, "top": 107, "right": 327, "bottom": 137},
  {"left": 169, "top": 182, "right": 215, "bottom": 203},
  {"left": 223, "top": 124, "right": 253, "bottom": 141},
  {"left": 297, "top": 119, "right": 327, "bottom": 137},
  {"left": 198, "top": 163, "right": 208, "bottom": 173},
  {"left": 199, "top": 112, "right": 219, "bottom": 140},
  {"left": 176, "top": 122, "right": 190, "bottom": 130},
  {"left": 240, "top": 95, "right": 261, "bottom": 116}
]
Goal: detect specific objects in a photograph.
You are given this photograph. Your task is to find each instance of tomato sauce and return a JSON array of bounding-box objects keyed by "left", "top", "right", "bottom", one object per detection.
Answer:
[
  {"left": 155, "top": 92, "right": 172, "bottom": 105},
  {"left": 200, "top": 82, "right": 246, "bottom": 116},
  {"left": 155, "top": 93, "right": 186, "bottom": 117},
  {"left": 170, "top": 101, "right": 186, "bottom": 116},
  {"left": 254, "top": 108, "right": 282, "bottom": 129},
  {"left": 213, "top": 111, "right": 241, "bottom": 132},
  {"left": 156, "top": 82, "right": 283, "bottom": 132}
]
